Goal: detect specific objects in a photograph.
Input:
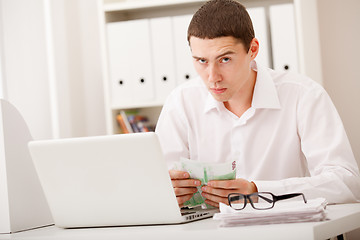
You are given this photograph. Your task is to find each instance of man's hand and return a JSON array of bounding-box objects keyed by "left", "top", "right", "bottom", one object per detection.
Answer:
[
  {"left": 169, "top": 169, "right": 201, "bottom": 207},
  {"left": 201, "top": 178, "right": 257, "bottom": 208}
]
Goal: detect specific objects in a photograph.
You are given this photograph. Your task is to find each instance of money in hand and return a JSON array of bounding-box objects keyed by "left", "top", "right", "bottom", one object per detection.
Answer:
[{"left": 173, "top": 158, "right": 237, "bottom": 209}]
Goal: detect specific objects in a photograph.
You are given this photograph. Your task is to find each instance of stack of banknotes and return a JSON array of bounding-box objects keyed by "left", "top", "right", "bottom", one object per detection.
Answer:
[{"left": 173, "top": 158, "right": 237, "bottom": 209}]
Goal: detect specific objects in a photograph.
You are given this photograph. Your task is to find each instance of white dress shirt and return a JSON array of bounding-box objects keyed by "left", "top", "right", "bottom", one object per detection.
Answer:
[{"left": 155, "top": 62, "right": 360, "bottom": 204}]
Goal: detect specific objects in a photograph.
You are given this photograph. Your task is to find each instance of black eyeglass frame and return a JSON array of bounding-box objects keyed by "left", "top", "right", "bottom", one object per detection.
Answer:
[{"left": 228, "top": 192, "right": 307, "bottom": 210}]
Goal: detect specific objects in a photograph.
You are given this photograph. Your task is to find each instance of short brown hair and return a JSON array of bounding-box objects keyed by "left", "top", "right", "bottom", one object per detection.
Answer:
[{"left": 187, "top": 0, "right": 255, "bottom": 51}]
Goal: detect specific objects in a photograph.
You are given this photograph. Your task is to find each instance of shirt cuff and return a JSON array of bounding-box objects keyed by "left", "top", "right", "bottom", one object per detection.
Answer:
[{"left": 252, "top": 180, "right": 289, "bottom": 195}]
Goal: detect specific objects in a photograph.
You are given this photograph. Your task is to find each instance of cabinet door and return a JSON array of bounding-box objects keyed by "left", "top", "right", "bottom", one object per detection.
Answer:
[
  {"left": 269, "top": 3, "right": 299, "bottom": 72},
  {"left": 150, "top": 17, "right": 177, "bottom": 102},
  {"left": 172, "top": 14, "right": 197, "bottom": 85},
  {"left": 106, "top": 19, "right": 154, "bottom": 108},
  {"left": 247, "top": 7, "right": 271, "bottom": 68}
]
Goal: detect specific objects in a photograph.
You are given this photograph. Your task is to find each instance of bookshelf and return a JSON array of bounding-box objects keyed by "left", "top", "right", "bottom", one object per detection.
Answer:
[
  {"left": 97, "top": 0, "right": 204, "bottom": 134},
  {"left": 97, "top": 0, "right": 323, "bottom": 134}
]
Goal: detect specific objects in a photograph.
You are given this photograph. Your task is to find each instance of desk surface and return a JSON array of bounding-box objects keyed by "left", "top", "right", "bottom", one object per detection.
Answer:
[{"left": 1, "top": 203, "right": 360, "bottom": 240}]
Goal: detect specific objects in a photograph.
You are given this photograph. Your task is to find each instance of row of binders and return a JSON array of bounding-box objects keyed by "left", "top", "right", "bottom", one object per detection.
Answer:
[
  {"left": 116, "top": 110, "right": 155, "bottom": 134},
  {"left": 107, "top": 14, "right": 196, "bottom": 109},
  {"left": 106, "top": 3, "right": 298, "bottom": 109}
]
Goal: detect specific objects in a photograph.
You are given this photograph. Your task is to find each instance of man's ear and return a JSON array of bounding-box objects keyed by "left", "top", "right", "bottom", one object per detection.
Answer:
[{"left": 249, "top": 38, "right": 259, "bottom": 59}]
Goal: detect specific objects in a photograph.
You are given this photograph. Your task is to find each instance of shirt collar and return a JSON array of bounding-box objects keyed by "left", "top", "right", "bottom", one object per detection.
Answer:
[
  {"left": 204, "top": 61, "right": 281, "bottom": 114},
  {"left": 251, "top": 61, "right": 281, "bottom": 109},
  {"left": 204, "top": 92, "right": 224, "bottom": 113}
]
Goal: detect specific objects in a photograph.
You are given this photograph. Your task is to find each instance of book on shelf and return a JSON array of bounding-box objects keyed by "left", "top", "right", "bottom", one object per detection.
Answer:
[
  {"left": 116, "top": 110, "right": 155, "bottom": 134},
  {"left": 116, "top": 113, "right": 131, "bottom": 134}
]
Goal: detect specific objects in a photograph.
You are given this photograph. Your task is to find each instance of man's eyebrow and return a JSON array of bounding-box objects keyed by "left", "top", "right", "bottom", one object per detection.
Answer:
[
  {"left": 192, "top": 50, "right": 236, "bottom": 60},
  {"left": 216, "top": 50, "right": 236, "bottom": 59},
  {"left": 192, "top": 55, "right": 204, "bottom": 60}
]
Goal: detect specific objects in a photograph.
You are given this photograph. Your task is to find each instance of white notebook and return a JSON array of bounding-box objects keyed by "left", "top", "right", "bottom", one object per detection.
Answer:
[{"left": 28, "top": 132, "right": 216, "bottom": 228}]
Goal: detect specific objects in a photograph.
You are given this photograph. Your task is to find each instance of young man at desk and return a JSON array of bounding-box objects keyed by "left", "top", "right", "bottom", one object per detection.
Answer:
[{"left": 155, "top": 0, "right": 360, "bottom": 208}]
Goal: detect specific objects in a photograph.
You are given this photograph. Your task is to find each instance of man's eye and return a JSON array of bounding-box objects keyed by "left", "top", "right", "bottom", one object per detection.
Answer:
[
  {"left": 198, "top": 59, "right": 207, "bottom": 64},
  {"left": 221, "top": 57, "right": 230, "bottom": 63}
]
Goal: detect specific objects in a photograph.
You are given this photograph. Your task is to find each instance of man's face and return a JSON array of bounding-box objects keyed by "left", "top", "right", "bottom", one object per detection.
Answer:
[{"left": 190, "top": 36, "right": 257, "bottom": 104}]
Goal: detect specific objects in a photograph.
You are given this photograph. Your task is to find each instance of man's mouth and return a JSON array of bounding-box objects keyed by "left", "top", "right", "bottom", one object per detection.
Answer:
[{"left": 210, "top": 87, "right": 227, "bottom": 94}]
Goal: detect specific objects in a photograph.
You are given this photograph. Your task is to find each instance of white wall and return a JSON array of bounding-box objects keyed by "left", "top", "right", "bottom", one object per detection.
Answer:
[
  {"left": 317, "top": 0, "right": 360, "bottom": 239},
  {"left": 49, "top": 0, "right": 106, "bottom": 138},
  {"left": 317, "top": 0, "right": 360, "bottom": 166},
  {"left": 0, "top": 0, "right": 106, "bottom": 140},
  {"left": 0, "top": 1, "right": 4, "bottom": 100},
  {"left": 0, "top": 11, "right": 3, "bottom": 100},
  {"left": 0, "top": 0, "right": 53, "bottom": 140}
]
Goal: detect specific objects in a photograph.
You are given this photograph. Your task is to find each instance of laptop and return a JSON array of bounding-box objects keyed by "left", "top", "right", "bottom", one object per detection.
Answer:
[{"left": 28, "top": 132, "right": 216, "bottom": 228}]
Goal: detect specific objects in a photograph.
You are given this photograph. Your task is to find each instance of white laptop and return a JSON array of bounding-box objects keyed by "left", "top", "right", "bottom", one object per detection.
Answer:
[{"left": 28, "top": 132, "right": 216, "bottom": 228}]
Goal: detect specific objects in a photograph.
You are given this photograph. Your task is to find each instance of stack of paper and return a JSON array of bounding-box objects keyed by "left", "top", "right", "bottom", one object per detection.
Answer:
[{"left": 213, "top": 198, "right": 328, "bottom": 227}]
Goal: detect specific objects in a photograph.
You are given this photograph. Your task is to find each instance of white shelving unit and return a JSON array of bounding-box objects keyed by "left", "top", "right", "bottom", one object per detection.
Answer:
[
  {"left": 97, "top": 0, "right": 323, "bottom": 135},
  {"left": 97, "top": 0, "right": 204, "bottom": 134},
  {"left": 103, "top": 0, "right": 206, "bottom": 12}
]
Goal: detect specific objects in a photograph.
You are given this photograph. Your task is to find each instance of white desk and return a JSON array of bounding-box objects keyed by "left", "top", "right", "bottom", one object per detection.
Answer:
[{"left": 1, "top": 203, "right": 360, "bottom": 240}]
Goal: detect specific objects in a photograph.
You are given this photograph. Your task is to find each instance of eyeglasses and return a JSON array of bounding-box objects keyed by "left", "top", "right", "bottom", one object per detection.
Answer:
[{"left": 228, "top": 192, "right": 307, "bottom": 210}]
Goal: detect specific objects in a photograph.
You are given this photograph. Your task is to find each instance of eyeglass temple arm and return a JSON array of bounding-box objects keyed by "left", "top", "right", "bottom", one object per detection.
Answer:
[{"left": 275, "top": 193, "right": 307, "bottom": 203}]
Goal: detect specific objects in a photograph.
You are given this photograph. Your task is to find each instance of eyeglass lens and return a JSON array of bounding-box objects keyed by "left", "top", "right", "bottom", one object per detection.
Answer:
[
  {"left": 229, "top": 193, "right": 275, "bottom": 210},
  {"left": 251, "top": 193, "right": 274, "bottom": 209},
  {"left": 229, "top": 194, "right": 246, "bottom": 210}
]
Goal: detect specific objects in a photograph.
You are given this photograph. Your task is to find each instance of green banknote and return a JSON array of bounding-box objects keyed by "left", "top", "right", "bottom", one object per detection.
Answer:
[{"left": 173, "top": 158, "right": 237, "bottom": 209}]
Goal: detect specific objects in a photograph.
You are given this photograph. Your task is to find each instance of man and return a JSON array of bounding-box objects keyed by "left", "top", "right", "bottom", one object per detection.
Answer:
[{"left": 155, "top": 0, "right": 360, "bottom": 208}]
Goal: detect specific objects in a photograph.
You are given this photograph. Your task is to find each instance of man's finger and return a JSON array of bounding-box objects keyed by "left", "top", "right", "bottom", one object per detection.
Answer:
[
  {"left": 169, "top": 169, "right": 190, "bottom": 180},
  {"left": 204, "top": 199, "right": 219, "bottom": 208},
  {"left": 174, "top": 187, "right": 198, "bottom": 196},
  {"left": 172, "top": 179, "right": 201, "bottom": 188},
  {"left": 177, "top": 194, "right": 193, "bottom": 206},
  {"left": 202, "top": 192, "right": 229, "bottom": 206},
  {"left": 208, "top": 179, "right": 249, "bottom": 189},
  {"left": 201, "top": 185, "right": 234, "bottom": 197}
]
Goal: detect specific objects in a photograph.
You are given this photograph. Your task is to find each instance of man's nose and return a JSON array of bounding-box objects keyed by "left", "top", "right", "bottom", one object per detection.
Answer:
[{"left": 208, "top": 63, "right": 221, "bottom": 83}]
